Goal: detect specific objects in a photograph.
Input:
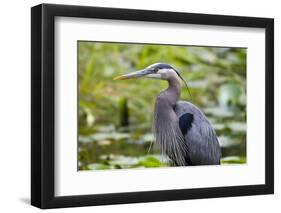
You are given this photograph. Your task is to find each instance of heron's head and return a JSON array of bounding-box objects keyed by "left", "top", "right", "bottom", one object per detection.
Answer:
[
  {"left": 114, "top": 63, "right": 181, "bottom": 81},
  {"left": 114, "top": 63, "right": 193, "bottom": 100}
]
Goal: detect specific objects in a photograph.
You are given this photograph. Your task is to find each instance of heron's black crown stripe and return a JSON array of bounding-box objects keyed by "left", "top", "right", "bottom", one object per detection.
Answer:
[
  {"left": 154, "top": 63, "right": 173, "bottom": 70},
  {"left": 179, "top": 113, "right": 194, "bottom": 136},
  {"left": 150, "top": 63, "right": 173, "bottom": 72}
]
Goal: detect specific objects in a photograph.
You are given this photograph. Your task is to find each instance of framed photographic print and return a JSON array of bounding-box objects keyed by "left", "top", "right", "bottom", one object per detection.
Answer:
[{"left": 31, "top": 3, "right": 274, "bottom": 209}]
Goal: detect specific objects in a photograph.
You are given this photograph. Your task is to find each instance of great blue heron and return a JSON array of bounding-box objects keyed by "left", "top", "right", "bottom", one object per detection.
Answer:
[{"left": 115, "top": 63, "right": 221, "bottom": 166}]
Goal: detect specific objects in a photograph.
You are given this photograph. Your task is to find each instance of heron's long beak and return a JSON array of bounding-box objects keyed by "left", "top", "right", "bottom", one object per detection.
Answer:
[{"left": 114, "top": 69, "right": 152, "bottom": 80}]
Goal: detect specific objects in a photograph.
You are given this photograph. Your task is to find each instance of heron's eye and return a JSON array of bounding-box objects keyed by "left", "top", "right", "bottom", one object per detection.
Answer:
[{"left": 151, "top": 67, "right": 158, "bottom": 73}]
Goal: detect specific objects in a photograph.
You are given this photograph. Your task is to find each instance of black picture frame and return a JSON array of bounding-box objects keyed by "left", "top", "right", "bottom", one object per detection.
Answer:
[{"left": 31, "top": 3, "right": 274, "bottom": 209}]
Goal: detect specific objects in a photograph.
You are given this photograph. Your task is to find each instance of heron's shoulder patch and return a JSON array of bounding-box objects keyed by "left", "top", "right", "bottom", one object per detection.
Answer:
[{"left": 179, "top": 113, "right": 194, "bottom": 136}]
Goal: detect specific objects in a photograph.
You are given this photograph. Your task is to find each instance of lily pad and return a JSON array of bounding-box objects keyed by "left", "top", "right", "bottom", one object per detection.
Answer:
[
  {"left": 221, "top": 156, "right": 246, "bottom": 164},
  {"left": 88, "top": 163, "right": 113, "bottom": 170}
]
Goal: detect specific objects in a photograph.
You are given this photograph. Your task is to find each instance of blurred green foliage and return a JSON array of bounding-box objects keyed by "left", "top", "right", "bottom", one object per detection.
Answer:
[{"left": 78, "top": 41, "right": 247, "bottom": 170}]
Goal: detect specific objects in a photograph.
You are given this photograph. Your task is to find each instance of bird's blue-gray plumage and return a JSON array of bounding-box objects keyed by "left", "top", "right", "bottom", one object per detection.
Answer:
[
  {"left": 175, "top": 101, "right": 221, "bottom": 165},
  {"left": 151, "top": 63, "right": 221, "bottom": 166},
  {"left": 115, "top": 62, "right": 221, "bottom": 166}
]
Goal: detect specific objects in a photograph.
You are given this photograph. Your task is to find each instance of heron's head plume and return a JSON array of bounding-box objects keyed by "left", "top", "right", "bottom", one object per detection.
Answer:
[{"left": 114, "top": 63, "right": 192, "bottom": 100}]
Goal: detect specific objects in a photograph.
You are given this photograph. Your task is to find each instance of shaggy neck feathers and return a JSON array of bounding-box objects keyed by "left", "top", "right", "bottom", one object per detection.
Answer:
[{"left": 153, "top": 77, "right": 188, "bottom": 166}]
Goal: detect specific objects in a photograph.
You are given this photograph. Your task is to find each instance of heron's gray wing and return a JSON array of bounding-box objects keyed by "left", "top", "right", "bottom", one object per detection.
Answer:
[{"left": 175, "top": 101, "right": 221, "bottom": 165}]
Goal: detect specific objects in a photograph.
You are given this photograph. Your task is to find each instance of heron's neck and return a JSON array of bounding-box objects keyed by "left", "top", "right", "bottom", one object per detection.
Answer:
[
  {"left": 157, "top": 77, "right": 181, "bottom": 107},
  {"left": 154, "top": 77, "right": 181, "bottom": 122},
  {"left": 167, "top": 78, "right": 181, "bottom": 104}
]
